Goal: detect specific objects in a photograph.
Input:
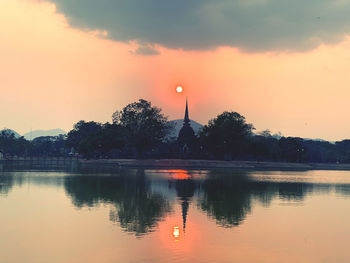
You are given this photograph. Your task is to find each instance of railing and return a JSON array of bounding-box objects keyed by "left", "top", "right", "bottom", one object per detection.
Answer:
[{"left": 0, "top": 156, "right": 79, "bottom": 164}]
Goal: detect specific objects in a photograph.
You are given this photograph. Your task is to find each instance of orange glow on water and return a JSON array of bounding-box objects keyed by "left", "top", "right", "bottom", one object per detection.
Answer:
[
  {"left": 172, "top": 226, "right": 180, "bottom": 241},
  {"left": 169, "top": 170, "right": 191, "bottom": 180},
  {"left": 157, "top": 205, "right": 201, "bottom": 255}
]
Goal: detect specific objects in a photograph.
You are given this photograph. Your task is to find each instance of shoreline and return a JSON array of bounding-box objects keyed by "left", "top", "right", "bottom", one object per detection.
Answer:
[
  {"left": 3, "top": 157, "right": 350, "bottom": 171},
  {"left": 79, "top": 159, "right": 350, "bottom": 171}
]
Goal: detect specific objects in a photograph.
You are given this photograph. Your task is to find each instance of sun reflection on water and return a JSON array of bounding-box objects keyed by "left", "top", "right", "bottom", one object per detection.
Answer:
[
  {"left": 169, "top": 170, "right": 191, "bottom": 180},
  {"left": 172, "top": 226, "right": 180, "bottom": 242}
]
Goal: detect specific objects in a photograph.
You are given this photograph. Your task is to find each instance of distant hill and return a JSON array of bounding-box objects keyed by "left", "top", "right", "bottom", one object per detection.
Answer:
[
  {"left": 0, "top": 129, "right": 21, "bottom": 138},
  {"left": 23, "top": 129, "right": 66, "bottom": 140},
  {"left": 168, "top": 119, "right": 203, "bottom": 139}
]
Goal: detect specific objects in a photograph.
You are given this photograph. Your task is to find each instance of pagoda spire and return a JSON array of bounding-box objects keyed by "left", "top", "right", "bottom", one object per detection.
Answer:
[
  {"left": 184, "top": 97, "right": 190, "bottom": 125},
  {"left": 182, "top": 199, "right": 189, "bottom": 233},
  {"left": 177, "top": 96, "right": 196, "bottom": 154}
]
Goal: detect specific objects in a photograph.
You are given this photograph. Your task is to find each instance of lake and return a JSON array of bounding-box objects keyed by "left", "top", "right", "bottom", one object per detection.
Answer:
[{"left": 1, "top": 166, "right": 350, "bottom": 263}]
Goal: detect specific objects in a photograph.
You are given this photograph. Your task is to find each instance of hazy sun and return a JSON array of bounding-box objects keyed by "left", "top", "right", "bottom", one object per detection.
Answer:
[{"left": 176, "top": 86, "right": 183, "bottom": 93}]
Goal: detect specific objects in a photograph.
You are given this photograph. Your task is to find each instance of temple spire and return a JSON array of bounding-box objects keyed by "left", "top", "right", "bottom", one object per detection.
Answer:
[
  {"left": 182, "top": 199, "right": 189, "bottom": 233},
  {"left": 177, "top": 96, "right": 195, "bottom": 156},
  {"left": 184, "top": 97, "right": 190, "bottom": 125}
]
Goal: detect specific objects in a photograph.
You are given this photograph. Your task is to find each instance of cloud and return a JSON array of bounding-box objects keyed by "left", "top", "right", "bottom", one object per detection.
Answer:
[
  {"left": 130, "top": 43, "right": 160, "bottom": 55},
  {"left": 47, "top": 0, "right": 350, "bottom": 52}
]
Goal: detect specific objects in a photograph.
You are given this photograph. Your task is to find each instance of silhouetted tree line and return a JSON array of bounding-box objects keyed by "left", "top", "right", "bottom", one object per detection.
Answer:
[
  {"left": 0, "top": 129, "right": 68, "bottom": 158},
  {"left": 1, "top": 98, "right": 350, "bottom": 163}
]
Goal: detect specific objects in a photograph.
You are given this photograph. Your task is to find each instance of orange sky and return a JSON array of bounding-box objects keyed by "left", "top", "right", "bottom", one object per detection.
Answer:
[{"left": 2, "top": 0, "right": 350, "bottom": 140}]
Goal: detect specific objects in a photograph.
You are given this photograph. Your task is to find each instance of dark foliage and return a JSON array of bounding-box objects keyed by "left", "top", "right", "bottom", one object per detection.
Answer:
[
  {"left": 112, "top": 99, "right": 172, "bottom": 157},
  {"left": 66, "top": 121, "right": 127, "bottom": 158},
  {"left": 66, "top": 121, "right": 103, "bottom": 153},
  {"left": 0, "top": 130, "right": 30, "bottom": 157},
  {"left": 29, "top": 135, "right": 67, "bottom": 157},
  {"left": 199, "top": 111, "right": 254, "bottom": 160}
]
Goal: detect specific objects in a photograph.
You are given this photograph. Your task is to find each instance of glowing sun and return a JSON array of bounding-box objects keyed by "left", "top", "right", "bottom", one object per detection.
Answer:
[{"left": 176, "top": 86, "right": 183, "bottom": 93}]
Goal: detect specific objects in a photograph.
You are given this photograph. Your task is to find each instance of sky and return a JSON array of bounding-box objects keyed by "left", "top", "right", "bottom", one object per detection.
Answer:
[{"left": 2, "top": 0, "right": 350, "bottom": 140}]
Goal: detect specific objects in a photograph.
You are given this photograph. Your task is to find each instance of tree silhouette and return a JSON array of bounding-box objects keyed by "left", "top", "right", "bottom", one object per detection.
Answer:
[
  {"left": 66, "top": 121, "right": 103, "bottom": 156},
  {"left": 112, "top": 99, "right": 172, "bottom": 157},
  {"left": 200, "top": 111, "right": 254, "bottom": 160}
]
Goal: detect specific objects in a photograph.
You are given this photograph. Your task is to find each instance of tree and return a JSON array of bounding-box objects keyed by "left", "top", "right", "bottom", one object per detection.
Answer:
[
  {"left": 249, "top": 135, "right": 280, "bottom": 161},
  {"left": 80, "top": 123, "right": 127, "bottom": 158},
  {"left": 30, "top": 135, "right": 67, "bottom": 157},
  {"left": 199, "top": 111, "right": 254, "bottom": 159},
  {"left": 112, "top": 99, "right": 171, "bottom": 157},
  {"left": 279, "top": 137, "right": 306, "bottom": 162},
  {"left": 66, "top": 121, "right": 103, "bottom": 157},
  {"left": 0, "top": 130, "right": 30, "bottom": 156}
]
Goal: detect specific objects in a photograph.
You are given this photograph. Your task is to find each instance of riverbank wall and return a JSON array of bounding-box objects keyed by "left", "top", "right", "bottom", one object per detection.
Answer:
[
  {"left": 79, "top": 159, "right": 350, "bottom": 171},
  {"left": 0, "top": 157, "right": 78, "bottom": 170},
  {"left": 2, "top": 158, "right": 350, "bottom": 171}
]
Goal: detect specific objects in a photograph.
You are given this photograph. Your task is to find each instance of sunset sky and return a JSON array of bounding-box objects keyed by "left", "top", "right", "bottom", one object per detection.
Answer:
[{"left": 2, "top": 0, "right": 350, "bottom": 140}]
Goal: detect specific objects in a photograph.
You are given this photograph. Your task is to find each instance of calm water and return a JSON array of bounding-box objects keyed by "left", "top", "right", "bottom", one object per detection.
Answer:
[{"left": 1, "top": 166, "right": 350, "bottom": 263}]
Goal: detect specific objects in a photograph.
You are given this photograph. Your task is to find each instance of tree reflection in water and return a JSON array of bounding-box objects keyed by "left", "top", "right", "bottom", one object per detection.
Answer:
[
  {"left": 64, "top": 169, "right": 171, "bottom": 237},
  {"left": 0, "top": 174, "right": 13, "bottom": 196},
  {"left": 61, "top": 168, "right": 343, "bottom": 234},
  {"left": 199, "top": 171, "right": 322, "bottom": 228},
  {"left": 199, "top": 172, "right": 253, "bottom": 227},
  {"left": 335, "top": 184, "right": 350, "bottom": 196}
]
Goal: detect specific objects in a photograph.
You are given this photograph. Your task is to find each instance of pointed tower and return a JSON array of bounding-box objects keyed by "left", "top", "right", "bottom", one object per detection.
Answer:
[
  {"left": 177, "top": 97, "right": 196, "bottom": 153},
  {"left": 184, "top": 97, "right": 190, "bottom": 126},
  {"left": 181, "top": 199, "right": 189, "bottom": 233}
]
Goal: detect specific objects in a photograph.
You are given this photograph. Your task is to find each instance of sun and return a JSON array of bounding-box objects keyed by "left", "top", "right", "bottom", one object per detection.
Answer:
[{"left": 176, "top": 86, "right": 183, "bottom": 93}]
